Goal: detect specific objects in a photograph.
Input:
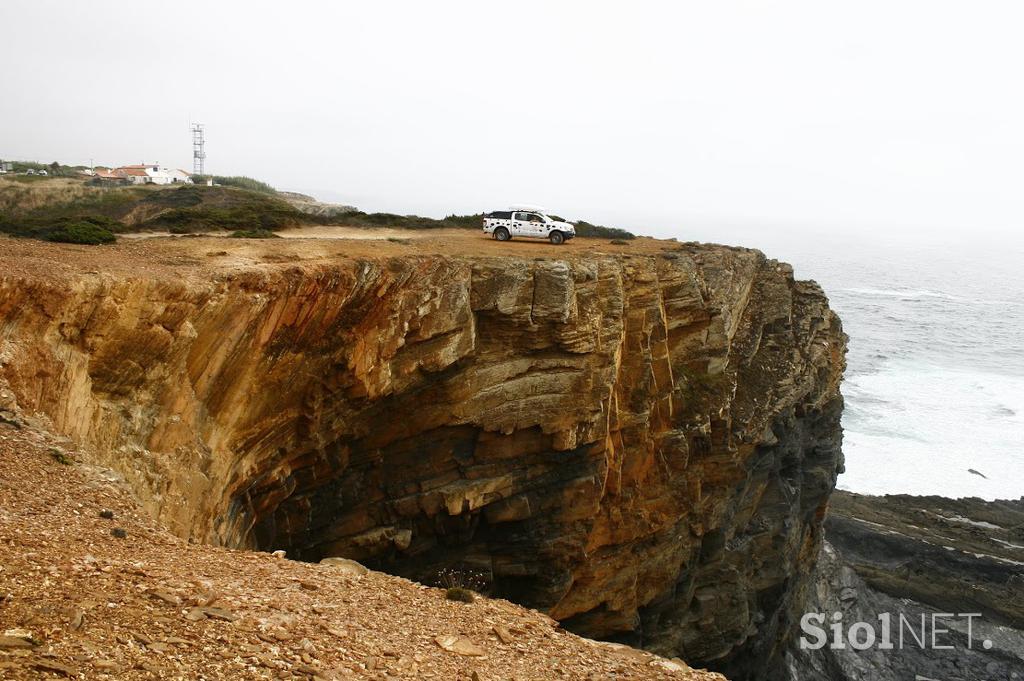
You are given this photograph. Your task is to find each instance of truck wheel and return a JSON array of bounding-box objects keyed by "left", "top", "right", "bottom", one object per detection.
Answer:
[
  {"left": 495, "top": 227, "right": 510, "bottom": 242},
  {"left": 549, "top": 231, "right": 564, "bottom": 245}
]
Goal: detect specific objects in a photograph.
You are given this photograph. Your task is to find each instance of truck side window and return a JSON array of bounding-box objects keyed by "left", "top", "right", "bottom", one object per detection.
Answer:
[{"left": 514, "top": 212, "right": 528, "bottom": 221}]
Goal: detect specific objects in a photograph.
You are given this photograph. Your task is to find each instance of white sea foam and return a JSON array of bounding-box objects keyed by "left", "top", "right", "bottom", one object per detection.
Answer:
[
  {"left": 839, "top": 362, "right": 1024, "bottom": 500},
  {"left": 841, "top": 287, "right": 958, "bottom": 300}
]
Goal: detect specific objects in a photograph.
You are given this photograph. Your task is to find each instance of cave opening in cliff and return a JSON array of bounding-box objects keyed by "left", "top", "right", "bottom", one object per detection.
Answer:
[{"left": 224, "top": 422, "right": 603, "bottom": 608}]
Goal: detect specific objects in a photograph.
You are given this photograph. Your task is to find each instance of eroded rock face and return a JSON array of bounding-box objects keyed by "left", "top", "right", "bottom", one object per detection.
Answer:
[{"left": 0, "top": 242, "right": 845, "bottom": 679}]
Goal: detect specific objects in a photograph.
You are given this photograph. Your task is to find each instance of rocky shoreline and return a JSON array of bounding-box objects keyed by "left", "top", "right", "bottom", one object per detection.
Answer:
[{"left": 789, "top": 491, "right": 1024, "bottom": 681}]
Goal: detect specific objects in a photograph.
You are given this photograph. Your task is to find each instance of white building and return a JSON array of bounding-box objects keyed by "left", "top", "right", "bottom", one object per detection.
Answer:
[{"left": 113, "top": 164, "right": 193, "bottom": 185}]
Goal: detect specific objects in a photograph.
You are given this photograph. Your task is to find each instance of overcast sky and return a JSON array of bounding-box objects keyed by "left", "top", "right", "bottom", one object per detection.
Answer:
[{"left": 2, "top": 1, "right": 1023, "bottom": 240}]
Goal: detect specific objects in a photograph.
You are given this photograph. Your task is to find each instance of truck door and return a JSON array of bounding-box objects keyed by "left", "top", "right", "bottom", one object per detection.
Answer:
[
  {"left": 512, "top": 212, "right": 530, "bottom": 237},
  {"left": 528, "top": 214, "right": 549, "bottom": 237}
]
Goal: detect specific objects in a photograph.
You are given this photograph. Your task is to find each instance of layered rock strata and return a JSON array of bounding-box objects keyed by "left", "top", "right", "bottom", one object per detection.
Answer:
[
  {"left": 789, "top": 492, "right": 1024, "bottom": 680},
  {"left": 0, "top": 236, "right": 846, "bottom": 679}
]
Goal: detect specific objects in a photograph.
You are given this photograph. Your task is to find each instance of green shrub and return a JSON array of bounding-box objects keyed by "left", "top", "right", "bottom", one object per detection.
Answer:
[
  {"left": 339, "top": 211, "right": 483, "bottom": 231},
  {"left": 434, "top": 565, "right": 489, "bottom": 601},
  {"left": 230, "top": 229, "right": 280, "bottom": 239},
  {"left": 574, "top": 221, "right": 635, "bottom": 240},
  {"left": 445, "top": 587, "right": 476, "bottom": 603},
  {"left": 212, "top": 175, "right": 277, "bottom": 194},
  {"left": 49, "top": 449, "right": 74, "bottom": 465},
  {"left": 43, "top": 221, "right": 117, "bottom": 245},
  {"left": 143, "top": 184, "right": 205, "bottom": 208},
  {"left": 141, "top": 188, "right": 313, "bottom": 233},
  {"left": 9, "top": 160, "right": 80, "bottom": 177}
]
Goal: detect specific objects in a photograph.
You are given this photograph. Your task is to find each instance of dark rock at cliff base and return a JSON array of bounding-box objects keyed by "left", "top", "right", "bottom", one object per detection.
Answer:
[
  {"left": 827, "top": 491, "right": 1024, "bottom": 628},
  {"left": 789, "top": 492, "right": 1024, "bottom": 681}
]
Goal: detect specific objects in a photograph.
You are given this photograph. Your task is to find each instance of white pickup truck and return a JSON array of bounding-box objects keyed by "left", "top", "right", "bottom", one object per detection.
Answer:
[{"left": 482, "top": 207, "right": 576, "bottom": 244}]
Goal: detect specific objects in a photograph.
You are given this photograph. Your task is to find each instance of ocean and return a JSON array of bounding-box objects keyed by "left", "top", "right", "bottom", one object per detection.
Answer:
[{"left": 685, "top": 226, "right": 1024, "bottom": 501}]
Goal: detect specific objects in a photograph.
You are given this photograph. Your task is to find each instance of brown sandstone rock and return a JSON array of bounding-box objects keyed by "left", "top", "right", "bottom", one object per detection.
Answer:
[{"left": 0, "top": 234, "right": 845, "bottom": 678}]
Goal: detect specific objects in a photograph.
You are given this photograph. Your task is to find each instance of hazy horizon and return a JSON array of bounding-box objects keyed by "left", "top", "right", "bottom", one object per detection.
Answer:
[{"left": 3, "top": 1, "right": 1023, "bottom": 242}]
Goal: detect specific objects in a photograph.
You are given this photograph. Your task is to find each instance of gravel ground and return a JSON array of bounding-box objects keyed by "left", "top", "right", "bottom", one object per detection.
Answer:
[
  {"left": 0, "top": 229, "right": 695, "bottom": 283},
  {"left": 0, "top": 418, "right": 724, "bottom": 680}
]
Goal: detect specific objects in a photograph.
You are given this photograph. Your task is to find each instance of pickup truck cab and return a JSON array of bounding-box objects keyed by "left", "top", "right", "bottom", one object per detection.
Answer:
[{"left": 482, "top": 207, "right": 575, "bottom": 244}]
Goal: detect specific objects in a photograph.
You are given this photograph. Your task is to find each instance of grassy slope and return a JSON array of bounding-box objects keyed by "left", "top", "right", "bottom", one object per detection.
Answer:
[{"left": 0, "top": 176, "right": 636, "bottom": 244}]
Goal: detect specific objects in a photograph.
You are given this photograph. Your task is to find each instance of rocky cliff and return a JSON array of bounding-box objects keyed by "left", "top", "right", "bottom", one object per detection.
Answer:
[{"left": 0, "top": 232, "right": 846, "bottom": 679}]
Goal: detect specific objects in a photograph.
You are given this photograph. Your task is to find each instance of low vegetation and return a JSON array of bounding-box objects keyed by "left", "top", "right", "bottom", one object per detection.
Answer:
[
  {"left": 574, "top": 221, "right": 635, "bottom": 240},
  {"left": 44, "top": 221, "right": 118, "bottom": 245},
  {"left": 0, "top": 178, "right": 320, "bottom": 243},
  {"left": 9, "top": 160, "right": 88, "bottom": 177},
  {"left": 434, "top": 565, "right": 489, "bottom": 604},
  {"left": 192, "top": 175, "right": 277, "bottom": 194},
  {"left": 141, "top": 186, "right": 314, "bottom": 233},
  {"left": 1, "top": 171, "right": 638, "bottom": 244},
  {"left": 48, "top": 448, "right": 74, "bottom": 465},
  {"left": 445, "top": 587, "right": 476, "bottom": 603},
  {"left": 230, "top": 228, "right": 280, "bottom": 239},
  {"left": 338, "top": 211, "right": 481, "bottom": 230},
  {"left": 340, "top": 211, "right": 636, "bottom": 238}
]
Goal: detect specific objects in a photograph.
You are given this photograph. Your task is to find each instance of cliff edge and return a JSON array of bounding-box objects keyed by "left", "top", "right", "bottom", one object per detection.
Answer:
[{"left": 0, "top": 230, "right": 846, "bottom": 679}]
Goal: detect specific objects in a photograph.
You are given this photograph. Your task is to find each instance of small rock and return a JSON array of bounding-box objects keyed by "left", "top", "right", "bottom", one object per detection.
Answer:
[
  {"left": 147, "top": 589, "right": 181, "bottom": 606},
  {"left": 111, "top": 528, "right": 127, "bottom": 539},
  {"left": 195, "top": 606, "right": 238, "bottom": 622},
  {"left": 137, "top": 662, "right": 169, "bottom": 674},
  {"left": 69, "top": 610, "right": 85, "bottom": 631},
  {"left": 34, "top": 660, "right": 78, "bottom": 677},
  {"left": 184, "top": 608, "right": 207, "bottom": 622},
  {"left": 492, "top": 625, "right": 513, "bottom": 644},
  {"left": 98, "top": 509, "right": 114, "bottom": 519},
  {"left": 130, "top": 630, "right": 152, "bottom": 645},
  {"left": 318, "top": 557, "right": 369, "bottom": 577},
  {"left": 272, "top": 550, "right": 286, "bottom": 559},
  {"left": 651, "top": 658, "right": 691, "bottom": 673},
  {"left": 196, "top": 590, "right": 220, "bottom": 607},
  {"left": 435, "top": 635, "right": 486, "bottom": 657},
  {"left": 0, "top": 635, "right": 35, "bottom": 649}
]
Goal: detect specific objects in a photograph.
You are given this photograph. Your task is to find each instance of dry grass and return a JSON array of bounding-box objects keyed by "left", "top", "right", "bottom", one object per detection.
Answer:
[{"left": 0, "top": 176, "right": 91, "bottom": 214}]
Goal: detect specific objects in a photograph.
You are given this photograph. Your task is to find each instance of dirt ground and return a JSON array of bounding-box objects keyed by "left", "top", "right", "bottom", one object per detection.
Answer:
[
  {"left": 1, "top": 228, "right": 696, "bottom": 283},
  {"left": 0, "top": 418, "right": 723, "bottom": 680}
]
